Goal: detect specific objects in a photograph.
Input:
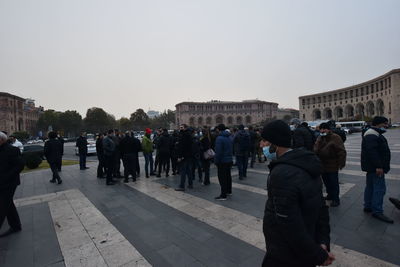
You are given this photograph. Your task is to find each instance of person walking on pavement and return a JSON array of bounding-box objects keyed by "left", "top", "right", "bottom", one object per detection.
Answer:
[
  {"left": 56, "top": 133, "right": 64, "bottom": 171},
  {"left": 156, "top": 128, "right": 172, "bottom": 178},
  {"left": 261, "top": 120, "right": 334, "bottom": 267},
  {"left": 76, "top": 132, "right": 88, "bottom": 170},
  {"left": 175, "top": 126, "right": 194, "bottom": 191},
  {"left": 233, "top": 124, "right": 251, "bottom": 180},
  {"left": 200, "top": 126, "right": 213, "bottom": 185},
  {"left": 0, "top": 131, "right": 24, "bottom": 238},
  {"left": 191, "top": 131, "right": 203, "bottom": 183},
  {"left": 44, "top": 131, "right": 63, "bottom": 184},
  {"left": 103, "top": 130, "right": 117, "bottom": 185},
  {"left": 314, "top": 123, "right": 346, "bottom": 207},
  {"left": 214, "top": 124, "right": 233, "bottom": 200},
  {"left": 291, "top": 119, "right": 315, "bottom": 151},
  {"left": 248, "top": 126, "right": 257, "bottom": 168},
  {"left": 120, "top": 131, "right": 141, "bottom": 183},
  {"left": 96, "top": 133, "right": 106, "bottom": 178},
  {"left": 361, "top": 116, "right": 393, "bottom": 223},
  {"left": 142, "top": 128, "right": 155, "bottom": 178},
  {"left": 111, "top": 129, "right": 122, "bottom": 178}
]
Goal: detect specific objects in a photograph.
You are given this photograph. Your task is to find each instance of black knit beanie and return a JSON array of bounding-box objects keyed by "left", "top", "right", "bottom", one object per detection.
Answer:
[
  {"left": 261, "top": 120, "right": 292, "bottom": 148},
  {"left": 372, "top": 116, "right": 388, "bottom": 126}
]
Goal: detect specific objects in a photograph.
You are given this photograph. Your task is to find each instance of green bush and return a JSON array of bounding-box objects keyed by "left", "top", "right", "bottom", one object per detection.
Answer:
[{"left": 24, "top": 153, "right": 42, "bottom": 169}]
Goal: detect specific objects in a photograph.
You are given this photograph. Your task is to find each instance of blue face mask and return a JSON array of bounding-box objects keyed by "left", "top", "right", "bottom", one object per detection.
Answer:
[
  {"left": 263, "top": 146, "right": 277, "bottom": 161},
  {"left": 379, "top": 127, "right": 387, "bottom": 133}
]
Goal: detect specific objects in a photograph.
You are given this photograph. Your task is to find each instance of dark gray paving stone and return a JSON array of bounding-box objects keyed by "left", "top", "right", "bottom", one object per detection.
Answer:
[{"left": 156, "top": 244, "right": 199, "bottom": 267}]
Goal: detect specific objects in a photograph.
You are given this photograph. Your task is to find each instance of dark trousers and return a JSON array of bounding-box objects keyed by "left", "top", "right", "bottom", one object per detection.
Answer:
[
  {"left": 0, "top": 186, "right": 21, "bottom": 231},
  {"left": 97, "top": 154, "right": 106, "bottom": 177},
  {"left": 158, "top": 155, "right": 170, "bottom": 176},
  {"left": 364, "top": 172, "right": 386, "bottom": 215},
  {"left": 79, "top": 153, "right": 86, "bottom": 169},
  {"left": 249, "top": 147, "right": 256, "bottom": 167},
  {"left": 179, "top": 158, "right": 193, "bottom": 188},
  {"left": 135, "top": 155, "right": 140, "bottom": 175},
  {"left": 144, "top": 152, "right": 154, "bottom": 175},
  {"left": 322, "top": 172, "right": 340, "bottom": 202},
  {"left": 236, "top": 154, "right": 249, "bottom": 178},
  {"left": 192, "top": 158, "right": 203, "bottom": 181},
  {"left": 123, "top": 153, "right": 137, "bottom": 180},
  {"left": 202, "top": 159, "right": 211, "bottom": 184},
  {"left": 104, "top": 154, "right": 115, "bottom": 183},
  {"left": 56, "top": 158, "right": 62, "bottom": 171},
  {"left": 49, "top": 162, "right": 61, "bottom": 181},
  {"left": 171, "top": 155, "right": 178, "bottom": 174},
  {"left": 113, "top": 150, "right": 121, "bottom": 177},
  {"left": 217, "top": 162, "right": 232, "bottom": 197}
]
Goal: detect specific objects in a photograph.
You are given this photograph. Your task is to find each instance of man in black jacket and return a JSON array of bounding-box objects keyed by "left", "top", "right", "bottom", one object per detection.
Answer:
[
  {"left": 44, "top": 131, "right": 63, "bottom": 184},
  {"left": 76, "top": 132, "right": 88, "bottom": 170},
  {"left": 120, "top": 131, "right": 142, "bottom": 183},
  {"left": 156, "top": 129, "right": 172, "bottom": 178},
  {"left": 261, "top": 120, "right": 334, "bottom": 267},
  {"left": 0, "top": 131, "right": 24, "bottom": 238},
  {"left": 361, "top": 116, "right": 393, "bottom": 223},
  {"left": 103, "top": 130, "right": 117, "bottom": 185},
  {"left": 292, "top": 119, "right": 315, "bottom": 151},
  {"left": 96, "top": 133, "right": 106, "bottom": 178},
  {"left": 175, "top": 126, "right": 194, "bottom": 191}
]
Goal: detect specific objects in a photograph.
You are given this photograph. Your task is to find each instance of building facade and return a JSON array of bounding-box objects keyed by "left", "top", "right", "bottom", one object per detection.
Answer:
[
  {"left": 277, "top": 108, "right": 300, "bottom": 120},
  {"left": 175, "top": 100, "right": 278, "bottom": 127},
  {"left": 0, "top": 92, "right": 44, "bottom": 135},
  {"left": 299, "top": 69, "right": 400, "bottom": 123}
]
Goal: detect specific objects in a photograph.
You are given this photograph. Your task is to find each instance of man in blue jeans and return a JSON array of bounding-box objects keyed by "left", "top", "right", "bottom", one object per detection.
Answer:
[{"left": 361, "top": 116, "right": 393, "bottom": 223}]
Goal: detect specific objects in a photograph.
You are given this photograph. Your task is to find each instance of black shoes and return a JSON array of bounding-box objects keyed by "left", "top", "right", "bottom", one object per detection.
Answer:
[
  {"left": 372, "top": 213, "right": 394, "bottom": 224},
  {"left": 106, "top": 182, "right": 116, "bottom": 185},
  {"left": 215, "top": 196, "right": 227, "bottom": 201},
  {"left": 330, "top": 201, "right": 340, "bottom": 207},
  {"left": 156, "top": 174, "right": 161, "bottom": 178},
  {"left": 363, "top": 208, "right": 372, "bottom": 213},
  {"left": 389, "top": 197, "right": 400, "bottom": 210},
  {"left": 175, "top": 187, "right": 185, "bottom": 191},
  {"left": 50, "top": 179, "right": 56, "bottom": 183},
  {"left": 188, "top": 185, "right": 193, "bottom": 189},
  {"left": 0, "top": 228, "right": 21, "bottom": 238},
  {"left": 57, "top": 179, "right": 62, "bottom": 185}
]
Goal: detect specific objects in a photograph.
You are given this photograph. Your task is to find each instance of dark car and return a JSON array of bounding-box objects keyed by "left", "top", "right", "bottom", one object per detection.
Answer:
[{"left": 23, "top": 145, "right": 45, "bottom": 159}]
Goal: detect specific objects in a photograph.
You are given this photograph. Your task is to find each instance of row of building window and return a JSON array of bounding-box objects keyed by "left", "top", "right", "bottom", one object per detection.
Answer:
[
  {"left": 301, "top": 77, "right": 391, "bottom": 105},
  {"left": 188, "top": 115, "right": 253, "bottom": 126},
  {"left": 184, "top": 104, "right": 269, "bottom": 112}
]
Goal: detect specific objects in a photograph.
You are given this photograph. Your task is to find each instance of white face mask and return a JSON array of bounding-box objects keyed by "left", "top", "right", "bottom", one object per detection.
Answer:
[{"left": 320, "top": 133, "right": 327, "bottom": 136}]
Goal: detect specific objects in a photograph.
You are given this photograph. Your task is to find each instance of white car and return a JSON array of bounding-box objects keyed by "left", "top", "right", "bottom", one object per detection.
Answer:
[{"left": 75, "top": 140, "right": 97, "bottom": 155}]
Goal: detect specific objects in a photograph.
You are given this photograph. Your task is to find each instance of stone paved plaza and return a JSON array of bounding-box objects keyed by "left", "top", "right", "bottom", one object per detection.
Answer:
[{"left": 1, "top": 129, "right": 400, "bottom": 266}]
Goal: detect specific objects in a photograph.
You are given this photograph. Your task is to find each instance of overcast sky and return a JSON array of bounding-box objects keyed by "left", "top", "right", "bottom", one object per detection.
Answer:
[{"left": 1, "top": 0, "right": 399, "bottom": 119}]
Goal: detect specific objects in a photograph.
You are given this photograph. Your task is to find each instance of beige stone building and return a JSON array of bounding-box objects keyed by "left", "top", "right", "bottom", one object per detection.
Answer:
[
  {"left": 175, "top": 100, "right": 278, "bottom": 127},
  {"left": 299, "top": 69, "right": 400, "bottom": 123},
  {"left": 0, "top": 92, "right": 44, "bottom": 135}
]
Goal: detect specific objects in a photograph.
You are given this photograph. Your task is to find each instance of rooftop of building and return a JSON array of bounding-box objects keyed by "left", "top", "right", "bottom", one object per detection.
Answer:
[
  {"left": 0, "top": 92, "right": 26, "bottom": 101},
  {"left": 299, "top": 68, "right": 400, "bottom": 99},
  {"left": 175, "top": 99, "right": 278, "bottom": 106}
]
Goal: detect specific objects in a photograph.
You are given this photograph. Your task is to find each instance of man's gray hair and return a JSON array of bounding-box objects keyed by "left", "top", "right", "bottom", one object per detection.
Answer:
[{"left": 0, "top": 131, "right": 8, "bottom": 140}]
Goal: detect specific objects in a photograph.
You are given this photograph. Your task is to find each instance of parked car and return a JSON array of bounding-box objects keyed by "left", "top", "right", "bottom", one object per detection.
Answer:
[
  {"left": 75, "top": 140, "right": 97, "bottom": 155},
  {"left": 23, "top": 145, "right": 45, "bottom": 159}
]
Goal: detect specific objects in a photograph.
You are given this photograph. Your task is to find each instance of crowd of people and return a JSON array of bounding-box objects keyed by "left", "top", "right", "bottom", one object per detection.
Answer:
[{"left": 1, "top": 116, "right": 400, "bottom": 266}]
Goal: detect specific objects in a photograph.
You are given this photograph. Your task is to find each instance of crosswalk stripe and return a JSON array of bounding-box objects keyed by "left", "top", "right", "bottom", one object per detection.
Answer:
[
  {"left": 346, "top": 161, "right": 400, "bottom": 169},
  {"left": 15, "top": 189, "right": 152, "bottom": 267},
  {"left": 125, "top": 180, "right": 396, "bottom": 266},
  {"left": 346, "top": 148, "right": 400, "bottom": 153}
]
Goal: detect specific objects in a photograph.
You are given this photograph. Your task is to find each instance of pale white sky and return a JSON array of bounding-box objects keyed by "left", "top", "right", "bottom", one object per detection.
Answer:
[{"left": 1, "top": 0, "right": 399, "bottom": 118}]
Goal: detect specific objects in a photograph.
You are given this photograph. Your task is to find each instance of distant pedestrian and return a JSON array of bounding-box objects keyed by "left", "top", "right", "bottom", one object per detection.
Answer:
[
  {"left": 248, "top": 126, "right": 257, "bottom": 168},
  {"left": 156, "top": 129, "right": 172, "bottom": 178},
  {"left": 314, "top": 122, "right": 346, "bottom": 207},
  {"left": 9, "top": 135, "right": 24, "bottom": 153},
  {"left": 200, "top": 126, "right": 213, "bottom": 185},
  {"left": 76, "top": 132, "right": 89, "bottom": 170},
  {"left": 214, "top": 124, "right": 233, "bottom": 200},
  {"left": 44, "top": 131, "right": 63, "bottom": 184},
  {"left": 233, "top": 125, "right": 251, "bottom": 179},
  {"left": 103, "top": 130, "right": 117, "bottom": 185},
  {"left": 120, "top": 131, "right": 141, "bottom": 183},
  {"left": 111, "top": 129, "right": 122, "bottom": 178},
  {"left": 142, "top": 128, "right": 155, "bottom": 178},
  {"left": 291, "top": 119, "right": 315, "bottom": 151},
  {"left": 361, "top": 116, "right": 393, "bottom": 223},
  {"left": 96, "top": 133, "right": 106, "bottom": 178},
  {"left": 56, "top": 133, "right": 64, "bottom": 171},
  {"left": 191, "top": 131, "right": 203, "bottom": 182},
  {"left": 0, "top": 131, "right": 24, "bottom": 238},
  {"left": 261, "top": 120, "right": 334, "bottom": 267},
  {"left": 175, "top": 125, "right": 194, "bottom": 191}
]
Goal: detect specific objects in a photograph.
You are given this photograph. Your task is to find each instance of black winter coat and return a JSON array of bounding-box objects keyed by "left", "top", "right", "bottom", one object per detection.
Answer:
[
  {"left": 76, "top": 136, "right": 88, "bottom": 154},
  {"left": 157, "top": 133, "right": 172, "bottom": 157},
  {"left": 44, "top": 139, "right": 63, "bottom": 164},
  {"left": 0, "top": 143, "right": 24, "bottom": 189},
  {"left": 361, "top": 127, "right": 391, "bottom": 174},
  {"left": 120, "top": 136, "right": 142, "bottom": 157},
  {"left": 293, "top": 126, "right": 315, "bottom": 151},
  {"left": 263, "top": 149, "right": 330, "bottom": 267},
  {"left": 177, "top": 130, "right": 193, "bottom": 159}
]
